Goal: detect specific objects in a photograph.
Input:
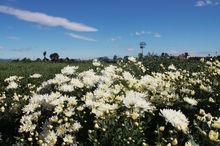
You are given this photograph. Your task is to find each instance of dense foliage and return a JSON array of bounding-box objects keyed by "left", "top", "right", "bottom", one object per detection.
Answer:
[{"left": 0, "top": 57, "right": 219, "bottom": 146}]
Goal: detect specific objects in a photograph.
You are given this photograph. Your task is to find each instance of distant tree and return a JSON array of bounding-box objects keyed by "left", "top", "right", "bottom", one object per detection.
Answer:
[
  {"left": 21, "top": 58, "right": 31, "bottom": 62},
  {"left": 147, "top": 52, "right": 154, "bottom": 56},
  {"left": 113, "top": 55, "right": 118, "bottom": 63},
  {"left": 161, "top": 52, "right": 169, "bottom": 58},
  {"left": 50, "top": 53, "right": 59, "bottom": 61},
  {"left": 43, "top": 51, "right": 46, "bottom": 59},
  {"left": 65, "top": 57, "right": 70, "bottom": 62},
  {"left": 12, "top": 59, "right": 20, "bottom": 62},
  {"left": 184, "top": 52, "right": 189, "bottom": 58},
  {"left": 35, "top": 58, "right": 41, "bottom": 62},
  {"left": 59, "top": 58, "right": 64, "bottom": 62},
  {"left": 98, "top": 56, "right": 111, "bottom": 62},
  {"left": 123, "top": 56, "right": 129, "bottom": 61}
]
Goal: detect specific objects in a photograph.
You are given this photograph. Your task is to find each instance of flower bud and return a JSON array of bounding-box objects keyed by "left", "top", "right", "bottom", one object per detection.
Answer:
[
  {"left": 38, "top": 140, "right": 43, "bottom": 144},
  {"left": 159, "top": 126, "right": 165, "bottom": 132},
  {"left": 142, "top": 142, "right": 148, "bottom": 146},
  {"left": 171, "top": 138, "right": 178, "bottom": 145},
  {"left": 94, "top": 123, "right": 99, "bottom": 129},
  {"left": 209, "top": 130, "right": 219, "bottom": 141},
  {"left": 199, "top": 109, "right": 205, "bottom": 116},
  {"left": 134, "top": 122, "right": 139, "bottom": 127},
  {"left": 212, "top": 121, "right": 220, "bottom": 129},
  {"left": 28, "top": 137, "right": 33, "bottom": 142},
  {"left": 64, "top": 117, "right": 68, "bottom": 122}
]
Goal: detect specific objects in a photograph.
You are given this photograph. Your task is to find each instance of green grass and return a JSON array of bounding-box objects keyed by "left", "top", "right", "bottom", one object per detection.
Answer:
[
  {"left": 0, "top": 61, "right": 93, "bottom": 81},
  {"left": 0, "top": 58, "right": 204, "bottom": 82}
]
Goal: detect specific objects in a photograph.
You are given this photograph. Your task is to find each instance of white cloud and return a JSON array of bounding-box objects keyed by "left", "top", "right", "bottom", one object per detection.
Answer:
[
  {"left": 12, "top": 47, "right": 32, "bottom": 52},
  {"left": 195, "top": 0, "right": 207, "bottom": 6},
  {"left": 132, "top": 30, "right": 162, "bottom": 38},
  {"left": 127, "top": 48, "right": 135, "bottom": 51},
  {"left": 6, "top": 36, "right": 20, "bottom": 40},
  {"left": 195, "top": 0, "right": 219, "bottom": 7},
  {"left": 66, "top": 32, "right": 97, "bottom": 41},
  {"left": 0, "top": 5, "right": 98, "bottom": 32},
  {"left": 111, "top": 36, "right": 121, "bottom": 42},
  {"left": 153, "top": 32, "right": 162, "bottom": 38},
  {"left": 132, "top": 30, "right": 145, "bottom": 36}
]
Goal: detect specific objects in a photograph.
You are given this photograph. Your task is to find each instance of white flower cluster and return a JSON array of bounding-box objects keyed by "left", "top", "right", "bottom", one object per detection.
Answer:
[
  {"left": 160, "top": 109, "right": 189, "bottom": 133},
  {"left": 4, "top": 75, "right": 23, "bottom": 90},
  {"left": 92, "top": 59, "right": 101, "bottom": 66},
  {"left": 30, "top": 73, "right": 42, "bottom": 78},
  {"left": 128, "top": 56, "right": 136, "bottom": 62},
  {"left": 1, "top": 59, "right": 219, "bottom": 145},
  {"left": 123, "top": 91, "right": 153, "bottom": 113},
  {"left": 20, "top": 92, "right": 82, "bottom": 145},
  {"left": 61, "top": 65, "right": 78, "bottom": 75},
  {"left": 183, "top": 97, "right": 198, "bottom": 106}
]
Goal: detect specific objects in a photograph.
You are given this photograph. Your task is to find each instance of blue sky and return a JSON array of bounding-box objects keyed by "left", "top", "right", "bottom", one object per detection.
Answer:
[{"left": 0, "top": 0, "right": 219, "bottom": 59}]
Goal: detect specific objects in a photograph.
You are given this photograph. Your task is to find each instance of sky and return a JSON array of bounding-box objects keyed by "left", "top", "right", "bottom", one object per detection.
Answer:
[{"left": 0, "top": 0, "right": 219, "bottom": 59}]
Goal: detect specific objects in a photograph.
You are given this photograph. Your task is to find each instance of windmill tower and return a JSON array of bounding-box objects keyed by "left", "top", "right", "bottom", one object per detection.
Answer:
[{"left": 140, "top": 42, "right": 146, "bottom": 60}]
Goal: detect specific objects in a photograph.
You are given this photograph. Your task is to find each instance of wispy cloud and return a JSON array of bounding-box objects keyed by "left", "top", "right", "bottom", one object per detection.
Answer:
[
  {"left": 127, "top": 48, "right": 135, "bottom": 51},
  {"left": 6, "top": 36, "right": 20, "bottom": 40},
  {"left": 131, "top": 30, "right": 146, "bottom": 36},
  {"left": 66, "top": 32, "right": 97, "bottom": 41},
  {"left": 11, "top": 47, "right": 32, "bottom": 52},
  {"left": 0, "top": 5, "right": 98, "bottom": 32},
  {"left": 152, "top": 32, "right": 162, "bottom": 38},
  {"left": 195, "top": 0, "right": 219, "bottom": 7},
  {"left": 111, "top": 36, "right": 121, "bottom": 42},
  {"left": 131, "top": 30, "right": 162, "bottom": 38}
]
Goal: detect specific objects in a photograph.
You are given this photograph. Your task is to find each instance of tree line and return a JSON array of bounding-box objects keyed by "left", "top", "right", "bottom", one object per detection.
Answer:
[{"left": 11, "top": 51, "right": 220, "bottom": 63}]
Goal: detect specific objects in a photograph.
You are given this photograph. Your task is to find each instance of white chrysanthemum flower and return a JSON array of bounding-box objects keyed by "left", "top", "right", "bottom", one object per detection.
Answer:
[
  {"left": 19, "top": 115, "right": 36, "bottom": 132},
  {"left": 61, "top": 65, "right": 78, "bottom": 75},
  {"left": 79, "top": 70, "right": 100, "bottom": 87},
  {"left": 64, "top": 108, "right": 74, "bottom": 117},
  {"left": 58, "top": 84, "right": 74, "bottom": 92},
  {"left": 53, "top": 74, "right": 70, "bottom": 84},
  {"left": 6, "top": 81, "right": 18, "bottom": 89},
  {"left": 63, "top": 134, "right": 74, "bottom": 144},
  {"left": 183, "top": 97, "right": 198, "bottom": 106},
  {"left": 45, "top": 130, "right": 57, "bottom": 145},
  {"left": 22, "top": 103, "right": 39, "bottom": 114},
  {"left": 123, "top": 91, "right": 153, "bottom": 112},
  {"left": 4, "top": 75, "right": 18, "bottom": 82},
  {"left": 93, "top": 59, "right": 101, "bottom": 66},
  {"left": 180, "top": 88, "right": 192, "bottom": 94},
  {"left": 168, "top": 64, "right": 176, "bottom": 70},
  {"left": 73, "top": 122, "right": 82, "bottom": 131},
  {"left": 160, "top": 109, "right": 189, "bottom": 133},
  {"left": 70, "top": 78, "right": 84, "bottom": 88},
  {"left": 30, "top": 73, "right": 42, "bottom": 78},
  {"left": 128, "top": 56, "right": 136, "bottom": 62}
]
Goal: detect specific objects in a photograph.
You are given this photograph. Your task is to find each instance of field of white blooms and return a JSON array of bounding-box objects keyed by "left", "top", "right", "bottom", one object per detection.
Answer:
[{"left": 0, "top": 57, "right": 220, "bottom": 146}]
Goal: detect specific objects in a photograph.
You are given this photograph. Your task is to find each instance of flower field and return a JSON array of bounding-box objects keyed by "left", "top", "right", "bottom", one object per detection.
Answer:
[{"left": 0, "top": 58, "right": 220, "bottom": 146}]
